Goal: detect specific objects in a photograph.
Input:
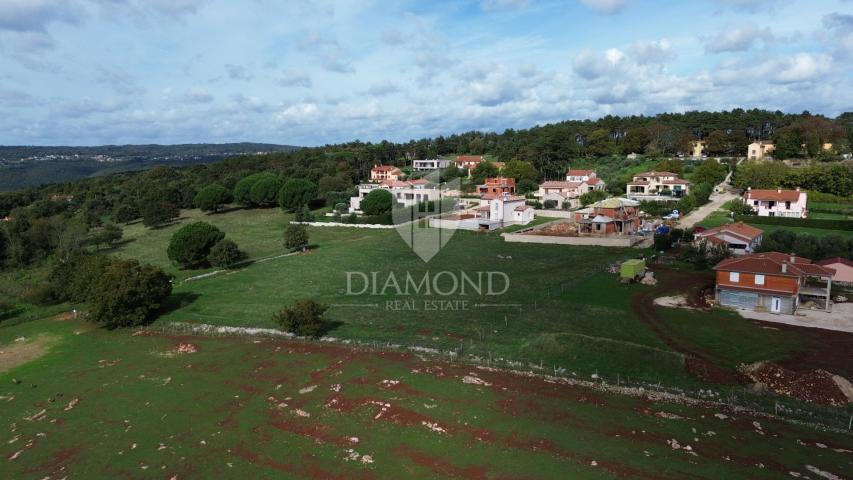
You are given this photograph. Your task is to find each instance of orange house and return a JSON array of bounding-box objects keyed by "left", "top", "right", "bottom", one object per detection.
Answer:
[
  {"left": 477, "top": 177, "right": 516, "bottom": 196},
  {"left": 713, "top": 252, "right": 834, "bottom": 314}
]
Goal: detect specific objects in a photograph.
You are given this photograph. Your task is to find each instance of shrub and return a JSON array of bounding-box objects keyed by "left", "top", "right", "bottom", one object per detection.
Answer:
[
  {"left": 294, "top": 206, "right": 315, "bottom": 222},
  {"left": 141, "top": 201, "right": 179, "bottom": 228},
  {"left": 580, "top": 190, "right": 608, "bottom": 206},
  {"left": 284, "top": 222, "right": 309, "bottom": 251},
  {"left": 208, "top": 239, "right": 245, "bottom": 269},
  {"left": 93, "top": 223, "right": 123, "bottom": 248},
  {"left": 272, "top": 299, "right": 328, "bottom": 337},
  {"left": 279, "top": 179, "right": 318, "bottom": 212},
  {"left": 167, "top": 222, "right": 226, "bottom": 268},
  {"left": 361, "top": 189, "right": 394, "bottom": 216},
  {"left": 543, "top": 200, "right": 558, "bottom": 209},
  {"left": 194, "top": 184, "right": 233, "bottom": 212},
  {"left": 113, "top": 203, "right": 140, "bottom": 223},
  {"left": 88, "top": 259, "right": 173, "bottom": 328}
]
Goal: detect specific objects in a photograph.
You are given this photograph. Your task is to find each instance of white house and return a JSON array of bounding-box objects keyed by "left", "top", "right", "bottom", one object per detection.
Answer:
[
  {"left": 626, "top": 171, "right": 691, "bottom": 200},
  {"left": 694, "top": 222, "right": 764, "bottom": 256},
  {"left": 743, "top": 188, "right": 808, "bottom": 218},
  {"left": 349, "top": 179, "right": 441, "bottom": 213},
  {"left": 412, "top": 158, "right": 452, "bottom": 171},
  {"left": 432, "top": 193, "right": 534, "bottom": 231}
]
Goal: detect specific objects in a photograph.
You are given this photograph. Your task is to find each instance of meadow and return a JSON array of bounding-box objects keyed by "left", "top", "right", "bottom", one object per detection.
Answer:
[{"left": 1, "top": 317, "right": 850, "bottom": 479}]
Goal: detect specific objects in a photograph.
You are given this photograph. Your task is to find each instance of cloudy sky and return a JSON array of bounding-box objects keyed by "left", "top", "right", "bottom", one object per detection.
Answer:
[{"left": 0, "top": 0, "right": 851, "bottom": 146}]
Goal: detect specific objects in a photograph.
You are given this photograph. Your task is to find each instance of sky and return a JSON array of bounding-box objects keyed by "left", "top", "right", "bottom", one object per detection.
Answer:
[{"left": 0, "top": 0, "right": 851, "bottom": 146}]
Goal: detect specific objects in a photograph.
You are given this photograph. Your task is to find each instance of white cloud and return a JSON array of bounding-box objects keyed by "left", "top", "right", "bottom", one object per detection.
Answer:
[
  {"left": 703, "top": 23, "right": 774, "bottom": 53},
  {"left": 579, "top": 0, "right": 630, "bottom": 14},
  {"left": 631, "top": 39, "right": 674, "bottom": 65}
]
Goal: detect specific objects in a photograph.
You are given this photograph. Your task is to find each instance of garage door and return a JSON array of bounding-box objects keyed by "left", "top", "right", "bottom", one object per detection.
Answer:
[{"left": 720, "top": 290, "right": 758, "bottom": 309}]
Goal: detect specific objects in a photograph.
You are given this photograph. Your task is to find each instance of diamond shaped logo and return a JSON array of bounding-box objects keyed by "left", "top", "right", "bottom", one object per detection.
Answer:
[{"left": 392, "top": 169, "right": 460, "bottom": 263}]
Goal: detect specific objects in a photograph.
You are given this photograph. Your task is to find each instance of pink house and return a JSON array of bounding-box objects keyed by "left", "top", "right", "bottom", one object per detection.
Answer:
[
  {"left": 743, "top": 188, "right": 808, "bottom": 218},
  {"left": 816, "top": 258, "right": 853, "bottom": 285}
]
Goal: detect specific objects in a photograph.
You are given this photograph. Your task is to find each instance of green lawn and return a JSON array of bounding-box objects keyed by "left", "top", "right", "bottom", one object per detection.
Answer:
[
  {"left": 0, "top": 317, "right": 849, "bottom": 479},
  {"left": 697, "top": 210, "right": 853, "bottom": 238}
]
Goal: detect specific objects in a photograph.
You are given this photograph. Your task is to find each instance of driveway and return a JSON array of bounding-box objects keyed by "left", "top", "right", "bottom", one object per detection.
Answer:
[
  {"left": 678, "top": 170, "right": 738, "bottom": 229},
  {"left": 737, "top": 302, "right": 853, "bottom": 333}
]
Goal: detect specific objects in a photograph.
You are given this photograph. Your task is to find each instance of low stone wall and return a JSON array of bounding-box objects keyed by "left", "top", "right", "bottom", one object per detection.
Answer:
[
  {"left": 292, "top": 221, "right": 395, "bottom": 229},
  {"left": 535, "top": 209, "right": 575, "bottom": 219},
  {"left": 503, "top": 233, "right": 640, "bottom": 247}
]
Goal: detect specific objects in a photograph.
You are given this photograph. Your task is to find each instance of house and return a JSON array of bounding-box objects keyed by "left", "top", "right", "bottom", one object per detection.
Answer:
[
  {"left": 743, "top": 188, "right": 808, "bottom": 218},
  {"left": 816, "top": 257, "right": 853, "bottom": 285},
  {"left": 626, "top": 171, "right": 691, "bottom": 200},
  {"left": 477, "top": 177, "right": 516, "bottom": 196},
  {"left": 349, "top": 179, "right": 440, "bottom": 213},
  {"left": 566, "top": 169, "right": 605, "bottom": 192},
  {"left": 693, "top": 222, "right": 763, "bottom": 255},
  {"left": 626, "top": 152, "right": 638, "bottom": 160},
  {"left": 473, "top": 193, "right": 534, "bottom": 230},
  {"left": 714, "top": 252, "right": 834, "bottom": 314},
  {"left": 690, "top": 140, "right": 706, "bottom": 158},
  {"left": 573, "top": 197, "right": 641, "bottom": 236},
  {"left": 50, "top": 194, "right": 75, "bottom": 202},
  {"left": 747, "top": 141, "right": 775, "bottom": 160},
  {"left": 370, "top": 165, "right": 404, "bottom": 182},
  {"left": 412, "top": 158, "right": 452, "bottom": 171},
  {"left": 537, "top": 181, "right": 583, "bottom": 209},
  {"left": 456, "top": 155, "right": 484, "bottom": 171}
]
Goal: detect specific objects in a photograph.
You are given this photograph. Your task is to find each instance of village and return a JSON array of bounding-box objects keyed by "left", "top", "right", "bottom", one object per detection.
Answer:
[{"left": 344, "top": 152, "right": 852, "bottom": 335}]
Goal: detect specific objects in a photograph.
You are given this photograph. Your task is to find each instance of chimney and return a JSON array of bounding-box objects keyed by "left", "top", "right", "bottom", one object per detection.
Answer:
[
  {"left": 777, "top": 188, "right": 781, "bottom": 193},
  {"left": 790, "top": 254, "right": 796, "bottom": 263},
  {"left": 781, "top": 262, "right": 787, "bottom": 273}
]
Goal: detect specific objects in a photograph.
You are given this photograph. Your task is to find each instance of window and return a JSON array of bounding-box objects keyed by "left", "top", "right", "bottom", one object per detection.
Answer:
[
  {"left": 729, "top": 272, "right": 740, "bottom": 282},
  {"left": 753, "top": 200, "right": 759, "bottom": 206},
  {"left": 785, "top": 201, "right": 791, "bottom": 210},
  {"left": 755, "top": 274, "right": 765, "bottom": 285}
]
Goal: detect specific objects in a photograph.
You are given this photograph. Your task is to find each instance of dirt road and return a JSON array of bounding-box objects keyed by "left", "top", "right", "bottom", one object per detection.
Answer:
[{"left": 678, "top": 170, "right": 738, "bottom": 229}]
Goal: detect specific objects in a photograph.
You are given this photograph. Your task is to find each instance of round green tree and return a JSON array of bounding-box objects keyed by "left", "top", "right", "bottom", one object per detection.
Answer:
[
  {"left": 278, "top": 179, "right": 318, "bottom": 211},
  {"left": 360, "top": 188, "right": 394, "bottom": 216},
  {"left": 167, "top": 221, "right": 225, "bottom": 268},
  {"left": 88, "top": 259, "right": 173, "bottom": 328},
  {"left": 233, "top": 172, "right": 278, "bottom": 207},
  {"left": 249, "top": 176, "right": 284, "bottom": 207},
  {"left": 194, "top": 184, "right": 233, "bottom": 212},
  {"left": 208, "top": 239, "right": 245, "bottom": 268},
  {"left": 284, "top": 222, "right": 309, "bottom": 251}
]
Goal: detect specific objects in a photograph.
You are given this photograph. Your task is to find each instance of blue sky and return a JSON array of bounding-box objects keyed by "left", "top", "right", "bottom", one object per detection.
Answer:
[{"left": 0, "top": 0, "right": 851, "bottom": 146}]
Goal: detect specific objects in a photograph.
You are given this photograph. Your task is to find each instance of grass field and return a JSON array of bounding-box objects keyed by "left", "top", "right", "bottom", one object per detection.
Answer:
[
  {"left": 697, "top": 209, "right": 853, "bottom": 239},
  {"left": 1, "top": 317, "right": 850, "bottom": 479},
  {"left": 105, "top": 208, "right": 853, "bottom": 400}
]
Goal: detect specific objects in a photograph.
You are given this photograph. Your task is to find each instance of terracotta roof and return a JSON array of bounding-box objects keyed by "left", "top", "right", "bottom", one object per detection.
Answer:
[
  {"left": 662, "top": 179, "right": 692, "bottom": 185},
  {"left": 586, "top": 177, "right": 602, "bottom": 185},
  {"left": 627, "top": 180, "right": 650, "bottom": 185},
  {"left": 372, "top": 165, "right": 400, "bottom": 172},
  {"left": 635, "top": 171, "right": 679, "bottom": 177},
  {"left": 714, "top": 252, "right": 833, "bottom": 278},
  {"left": 744, "top": 189, "right": 802, "bottom": 202},
  {"left": 696, "top": 222, "right": 764, "bottom": 242},
  {"left": 514, "top": 205, "right": 532, "bottom": 212},
  {"left": 482, "top": 177, "right": 516, "bottom": 186},
  {"left": 817, "top": 257, "right": 853, "bottom": 268},
  {"left": 456, "top": 155, "right": 483, "bottom": 163},
  {"left": 567, "top": 169, "right": 595, "bottom": 176},
  {"left": 540, "top": 181, "right": 580, "bottom": 189}
]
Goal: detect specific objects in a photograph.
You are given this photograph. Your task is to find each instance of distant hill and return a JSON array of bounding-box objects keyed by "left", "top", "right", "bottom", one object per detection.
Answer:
[{"left": 0, "top": 143, "right": 300, "bottom": 191}]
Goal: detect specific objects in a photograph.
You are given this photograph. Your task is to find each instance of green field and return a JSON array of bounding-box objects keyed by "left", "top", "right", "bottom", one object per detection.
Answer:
[
  {"left": 2, "top": 207, "right": 852, "bottom": 478},
  {"left": 697, "top": 209, "right": 853, "bottom": 239},
  {"left": 1, "top": 317, "right": 850, "bottom": 479}
]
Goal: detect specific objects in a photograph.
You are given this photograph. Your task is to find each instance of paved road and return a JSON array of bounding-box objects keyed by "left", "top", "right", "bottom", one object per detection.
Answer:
[{"left": 678, "top": 170, "right": 738, "bottom": 229}]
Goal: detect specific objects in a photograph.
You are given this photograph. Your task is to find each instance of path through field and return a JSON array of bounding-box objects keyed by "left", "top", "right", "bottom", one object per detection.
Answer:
[{"left": 678, "top": 169, "right": 738, "bottom": 229}]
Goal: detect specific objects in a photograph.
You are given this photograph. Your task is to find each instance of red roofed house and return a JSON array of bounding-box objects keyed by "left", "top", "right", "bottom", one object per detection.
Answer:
[
  {"left": 626, "top": 171, "right": 691, "bottom": 200},
  {"left": 693, "top": 222, "right": 764, "bottom": 255},
  {"left": 743, "top": 187, "right": 807, "bottom": 218},
  {"left": 816, "top": 257, "right": 853, "bottom": 285},
  {"left": 477, "top": 177, "right": 516, "bottom": 196},
  {"left": 370, "top": 165, "right": 404, "bottom": 183},
  {"left": 536, "top": 169, "right": 606, "bottom": 208},
  {"left": 456, "top": 155, "right": 484, "bottom": 171},
  {"left": 713, "top": 252, "right": 834, "bottom": 314}
]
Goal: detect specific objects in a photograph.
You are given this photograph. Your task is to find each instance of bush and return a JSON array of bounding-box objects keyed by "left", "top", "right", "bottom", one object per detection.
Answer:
[
  {"left": 93, "top": 223, "right": 123, "bottom": 248},
  {"left": 272, "top": 299, "right": 328, "bottom": 337},
  {"left": 580, "top": 189, "right": 608, "bottom": 206},
  {"left": 141, "top": 201, "right": 179, "bottom": 228},
  {"left": 361, "top": 189, "right": 394, "bottom": 216},
  {"left": 88, "top": 259, "right": 173, "bottom": 328},
  {"left": 543, "top": 200, "right": 558, "bottom": 209},
  {"left": 279, "top": 179, "right": 318, "bottom": 212},
  {"left": 284, "top": 222, "right": 309, "bottom": 251},
  {"left": 167, "top": 222, "right": 226, "bottom": 268},
  {"left": 113, "top": 203, "right": 140, "bottom": 223},
  {"left": 194, "top": 184, "right": 233, "bottom": 212},
  {"left": 294, "top": 206, "right": 315, "bottom": 222},
  {"left": 208, "top": 239, "right": 245, "bottom": 269}
]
